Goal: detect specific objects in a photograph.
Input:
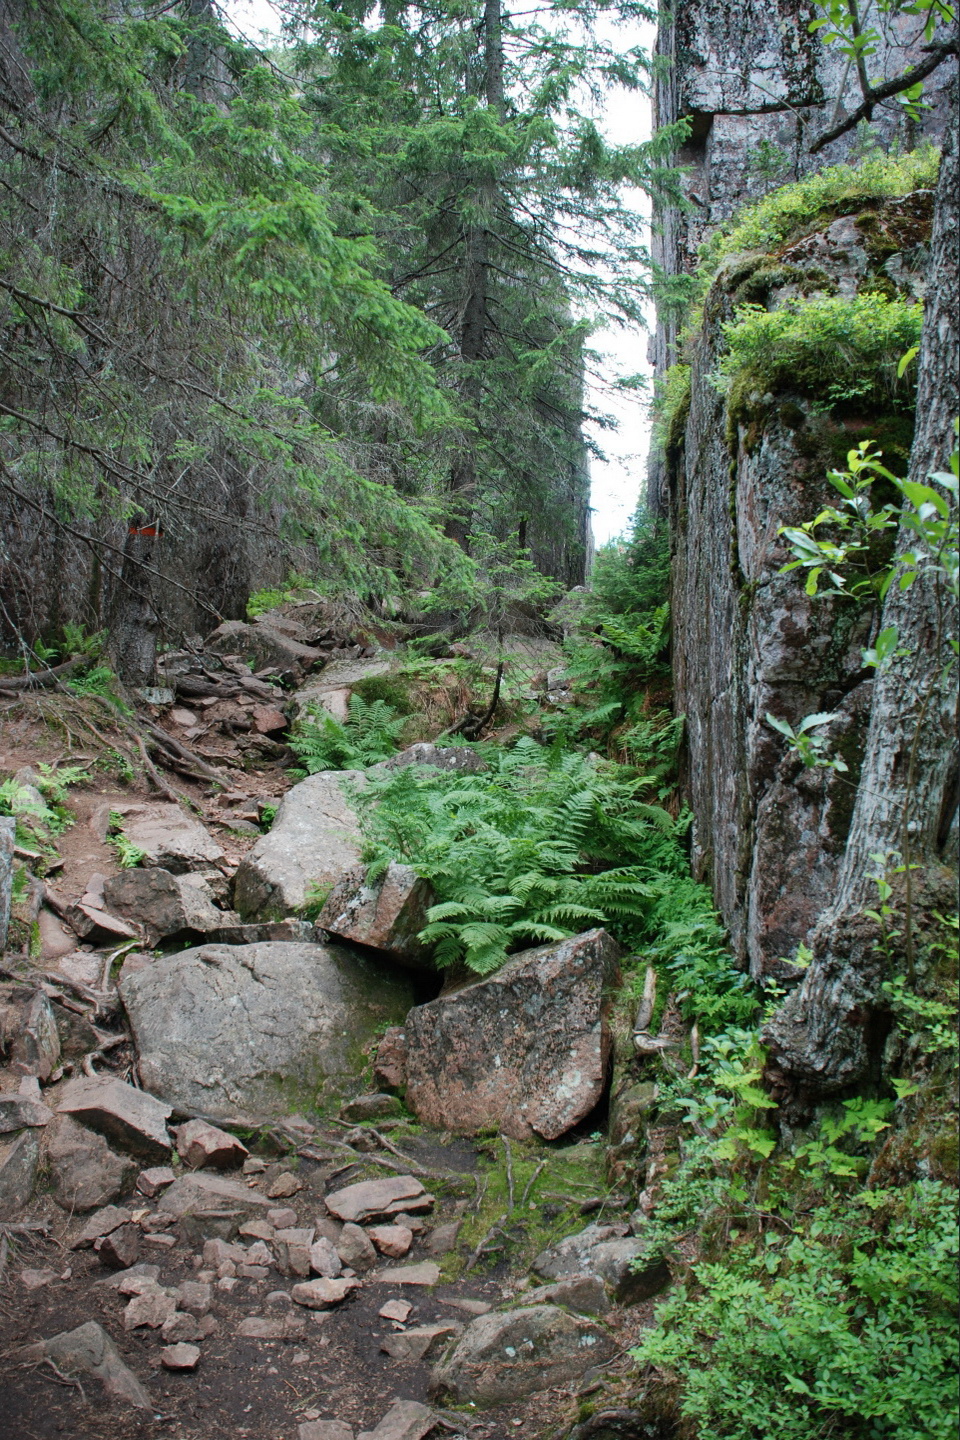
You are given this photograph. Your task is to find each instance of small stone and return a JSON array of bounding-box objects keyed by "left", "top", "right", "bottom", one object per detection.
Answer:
[
  {"left": 124, "top": 1288, "right": 177, "bottom": 1330},
  {"left": 339, "top": 1094, "right": 403, "bottom": 1124},
  {"left": 161, "top": 1343, "right": 200, "bottom": 1370},
  {"left": 378, "top": 1299, "right": 413, "bottom": 1323},
  {"left": 290, "top": 1277, "right": 359, "bottom": 1309},
  {"left": 324, "top": 1175, "right": 428, "bottom": 1225},
  {"left": 137, "top": 1166, "right": 176, "bottom": 1198},
  {"left": 203, "top": 1238, "right": 246, "bottom": 1267},
  {"left": 392, "top": 1212, "right": 426, "bottom": 1234},
  {"left": 20, "top": 1268, "right": 58, "bottom": 1291},
  {"left": 115, "top": 1269, "right": 162, "bottom": 1296},
  {"left": 174, "top": 1119, "right": 248, "bottom": 1171},
  {"left": 71, "top": 1205, "right": 132, "bottom": 1250},
  {"left": 265, "top": 1289, "right": 293, "bottom": 1307},
  {"left": 272, "top": 1227, "right": 314, "bottom": 1277},
  {"left": 438, "top": 1297, "right": 491, "bottom": 1316},
  {"left": 161, "top": 1312, "right": 203, "bottom": 1344},
  {"left": 299, "top": 1423, "right": 355, "bottom": 1440},
  {"left": 97, "top": 1224, "right": 141, "bottom": 1271},
  {"left": 380, "top": 1322, "right": 460, "bottom": 1363},
  {"left": 268, "top": 1206, "right": 298, "bottom": 1228},
  {"left": 374, "top": 1262, "right": 440, "bottom": 1287},
  {"left": 237, "top": 1313, "right": 305, "bottom": 1339},
  {"left": 143, "top": 1232, "right": 176, "bottom": 1248},
  {"left": 356, "top": 1399, "right": 438, "bottom": 1440},
  {"left": 176, "top": 1280, "right": 213, "bottom": 1316},
  {"left": 217, "top": 1276, "right": 238, "bottom": 1292},
  {"left": 367, "top": 1224, "right": 413, "bottom": 1259},
  {"left": 336, "top": 1222, "right": 378, "bottom": 1271},
  {"left": 237, "top": 1263, "right": 270, "bottom": 1279},
  {"left": 266, "top": 1171, "right": 302, "bottom": 1199},
  {"left": 309, "top": 1236, "right": 342, "bottom": 1278},
  {"left": 242, "top": 1157, "right": 268, "bottom": 1175},
  {"left": 424, "top": 1222, "right": 460, "bottom": 1256},
  {"left": 238, "top": 1218, "right": 275, "bottom": 1241},
  {"left": 217, "top": 1260, "right": 237, "bottom": 1279}
]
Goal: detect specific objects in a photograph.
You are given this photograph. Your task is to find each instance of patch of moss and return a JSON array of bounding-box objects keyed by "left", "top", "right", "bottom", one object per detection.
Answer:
[{"left": 441, "top": 1136, "right": 612, "bottom": 1283}]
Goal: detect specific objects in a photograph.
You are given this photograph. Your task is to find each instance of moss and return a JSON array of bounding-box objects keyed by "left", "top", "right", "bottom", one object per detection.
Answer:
[
  {"left": 441, "top": 1136, "right": 610, "bottom": 1282},
  {"left": 351, "top": 672, "right": 415, "bottom": 715},
  {"left": 731, "top": 262, "right": 803, "bottom": 306}
]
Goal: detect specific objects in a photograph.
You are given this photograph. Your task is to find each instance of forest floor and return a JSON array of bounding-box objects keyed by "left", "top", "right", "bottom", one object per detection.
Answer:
[{"left": 0, "top": 646, "right": 646, "bottom": 1440}]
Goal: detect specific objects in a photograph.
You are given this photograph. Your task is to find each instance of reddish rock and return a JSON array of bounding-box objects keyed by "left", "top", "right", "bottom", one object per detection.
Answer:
[
  {"left": 251, "top": 706, "right": 287, "bottom": 735},
  {"left": 380, "top": 1323, "right": 460, "bottom": 1363},
  {"left": 374, "top": 1262, "right": 440, "bottom": 1287},
  {"left": 291, "top": 1277, "right": 359, "bottom": 1309},
  {"left": 324, "top": 1175, "right": 429, "bottom": 1225},
  {"left": 367, "top": 1225, "right": 413, "bottom": 1259},
  {"left": 174, "top": 1119, "right": 248, "bottom": 1171},
  {"left": 373, "top": 1028, "right": 408, "bottom": 1091},
  {"left": 403, "top": 929, "right": 621, "bottom": 1141},
  {"left": 137, "top": 1166, "right": 176, "bottom": 1198},
  {"left": 161, "top": 1342, "right": 200, "bottom": 1370},
  {"left": 57, "top": 1076, "right": 172, "bottom": 1164},
  {"left": 335, "top": 1222, "right": 378, "bottom": 1271},
  {"left": 96, "top": 1224, "right": 142, "bottom": 1270},
  {"left": 317, "top": 864, "right": 434, "bottom": 969}
]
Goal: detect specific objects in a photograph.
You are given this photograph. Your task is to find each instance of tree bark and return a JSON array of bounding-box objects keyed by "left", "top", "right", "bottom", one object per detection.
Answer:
[
  {"left": 445, "top": 0, "right": 505, "bottom": 550},
  {"left": 765, "top": 85, "right": 960, "bottom": 1093}
]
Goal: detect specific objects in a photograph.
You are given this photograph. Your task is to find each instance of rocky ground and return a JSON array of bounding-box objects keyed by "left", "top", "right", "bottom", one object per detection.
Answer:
[{"left": 0, "top": 604, "right": 672, "bottom": 1440}]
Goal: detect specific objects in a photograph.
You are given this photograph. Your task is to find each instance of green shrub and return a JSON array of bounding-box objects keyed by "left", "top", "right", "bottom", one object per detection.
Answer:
[
  {"left": 289, "top": 694, "right": 406, "bottom": 773},
  {"left": 633, "top": 1181, "right": 959, "bottom": 1440},
  {"left": 702, "top": 148, "right": 940, "bottom": 266},
  {"left": 715, "top": 292, "right": 923, "bottom": 411},
  {"left": 650, "top": 362, "right": 692, "bottom": 454}
]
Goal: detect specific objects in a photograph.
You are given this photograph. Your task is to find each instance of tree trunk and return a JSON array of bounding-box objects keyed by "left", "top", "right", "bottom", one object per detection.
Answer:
[
  {"left": 765, "top": 88, "right": 959, "bottom": 1094},
  {"left": 446, "top": 0, "right": 505, "bottom": 549}
]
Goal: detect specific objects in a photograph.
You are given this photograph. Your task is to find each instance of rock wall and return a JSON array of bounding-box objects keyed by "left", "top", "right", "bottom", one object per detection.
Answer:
[
  {"left": 650, "top": 0, "right": 956, "bottom": 976},
  {"left": 648, "top": 0, "right": 954, "bottom": 511}
]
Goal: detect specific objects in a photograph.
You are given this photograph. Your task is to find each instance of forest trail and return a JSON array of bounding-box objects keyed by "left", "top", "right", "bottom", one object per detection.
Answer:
[{"left": 0, "top": 607, "right": 656, "bottom": 1440}]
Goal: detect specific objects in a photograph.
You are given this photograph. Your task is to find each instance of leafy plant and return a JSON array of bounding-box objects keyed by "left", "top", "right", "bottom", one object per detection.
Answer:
[
  {"left": 289, "top": 695, "right": 407, "bottom": 774},
  {"left": 765, "top": 710, "right": 849, "bottom": 772},
  {"left": 106, "top": 812, "right": 146, "bottom": 869},
  {"left": 356, "top": 736, "right": 693, "bottom": 975},
  {"left": 247, "top": 576, "right": 313, "bottom": 618},
  {"left": 715, "top": 293, "right": 923, "bottom": 411},
  {"left": 66, "top": 665, "right": 131, "bottom": 711},
  {"left": 632, "top": 1181, "right": 959, "bottom": 1440}
]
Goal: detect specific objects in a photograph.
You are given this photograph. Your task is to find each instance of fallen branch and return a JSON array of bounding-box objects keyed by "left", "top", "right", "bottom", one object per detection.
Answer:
[
  {"left": 0, "top": 656, "right": 87, "bottom": 691},
  {"left": 464, "top": 1212, "right": 509, "bottom": 1273}
]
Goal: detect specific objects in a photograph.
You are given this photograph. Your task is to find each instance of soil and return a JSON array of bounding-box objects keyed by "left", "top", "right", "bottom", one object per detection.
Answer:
[{"left": 0, "top": 1120, "right": 646, "bottom": 1440}]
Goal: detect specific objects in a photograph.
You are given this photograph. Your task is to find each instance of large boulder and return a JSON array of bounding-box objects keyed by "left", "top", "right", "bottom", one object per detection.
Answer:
[
  {"left": 430, "top": 1305, "right": 616, "bottom": 1404},
  {"left": 379, "top": 743, "right": 487, "bottom": 775},
  {"left": 403, "top": 929, "right": 622, "bottom": 1140},
  {"left": 0, "top": 1129, "right": 41, "bottom": 1218},
  {"left": 233, "top": 772, "right": 365, "bottom": 919},
  {"left": 20, "top": 1321, "right": 151, "bottom": 1409},
  {"left": 45, "top": 1115, "right": 137, "bottom": 1212},
  {"left": 317, "top": 862, "right": 434, "bottom": 969},
  {"left": 120, "top": 941, "right": 415, "bottom": 1118},
  {"left": 206, "top": 618, "right": 326, "bottom": 676}
]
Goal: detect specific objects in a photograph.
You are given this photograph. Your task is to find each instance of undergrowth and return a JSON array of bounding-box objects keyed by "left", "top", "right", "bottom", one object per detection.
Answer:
[
  {"left": 701, "top": 147, "right": 939, "bottom": 268},
  {"left": 715, "top": 291, "right": 923, "bottom": 412},
  {"left": 354, "top": 735, "right": 717, "bottom": 976},
  {"left": 289, "top": 694, "right": 407, "bottom": 773}
]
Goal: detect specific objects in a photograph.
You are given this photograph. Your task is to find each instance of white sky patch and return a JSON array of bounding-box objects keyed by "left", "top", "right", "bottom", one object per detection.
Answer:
[{"left": 220, "top": 1, "right": 656, "bottom": 548}]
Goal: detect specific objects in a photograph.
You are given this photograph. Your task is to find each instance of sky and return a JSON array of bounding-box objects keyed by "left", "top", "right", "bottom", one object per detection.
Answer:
[{"left": 222, "top": 1, "right": 656, "bottom": 547}]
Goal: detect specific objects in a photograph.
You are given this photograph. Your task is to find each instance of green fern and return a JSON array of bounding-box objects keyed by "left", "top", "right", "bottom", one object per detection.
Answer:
[
  {"left": 289, "top": 694, "right": 407, "bottom": 774},
  {"left": 356, "top": 736, "right": 684, "bottom": 975}
]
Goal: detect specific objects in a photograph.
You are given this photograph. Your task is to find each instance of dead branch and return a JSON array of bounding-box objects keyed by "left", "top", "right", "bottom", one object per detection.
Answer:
[{"left": 0, "top": 655, "right": 87, "bottom": 691}]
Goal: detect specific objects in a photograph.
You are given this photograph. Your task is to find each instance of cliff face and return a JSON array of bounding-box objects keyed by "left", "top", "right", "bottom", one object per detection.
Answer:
[
  {"left": 652, "top": 1, "right": 957, "bottom": 993},
  {"left": 649, "top": 0, "right": 953, "bottom": 511}
]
